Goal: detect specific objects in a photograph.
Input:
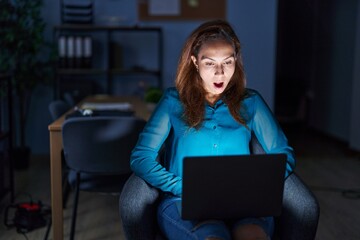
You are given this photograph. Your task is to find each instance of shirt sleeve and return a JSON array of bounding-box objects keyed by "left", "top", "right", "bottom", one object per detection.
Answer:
[
  {"left": 130, "top": 89, "right": 182, "bottom": 196},
  {"left": 249, "top": 91, "right": 296, "bottom": 177}
]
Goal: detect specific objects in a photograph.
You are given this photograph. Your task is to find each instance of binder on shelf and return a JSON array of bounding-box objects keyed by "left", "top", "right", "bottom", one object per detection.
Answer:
[
  {"left": 57, "top": 35, "right": 92, "bottom": 69},
  {"left": 58, "top": 35, "right": 67, "bottom": 68},
  {"left": 75, "top": 36, "right": 83, "bottom": 68},
  {"left": 83, "top": 36, "right": 92, "bottom": 68},
  {"left": 66, "top": 36, "right": 75, "bottom": 69}
]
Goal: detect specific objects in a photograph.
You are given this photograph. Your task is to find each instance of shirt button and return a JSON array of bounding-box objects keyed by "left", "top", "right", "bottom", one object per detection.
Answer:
[
  {"left": 213, "top": 144, "right": 217, "bottom": 148},
  {"left": 213, "top": 126, "right": 216, "bottom": 129}
]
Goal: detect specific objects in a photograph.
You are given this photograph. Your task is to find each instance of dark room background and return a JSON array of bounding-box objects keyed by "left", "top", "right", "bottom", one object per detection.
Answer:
[{"left": 19, "top": 0, "right": 360, "bottom": 155}]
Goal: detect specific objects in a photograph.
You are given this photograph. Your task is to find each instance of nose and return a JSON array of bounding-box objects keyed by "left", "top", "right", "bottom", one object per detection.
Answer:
[{"left": 214, "top": 64, "right": 224, "bottom": 75}]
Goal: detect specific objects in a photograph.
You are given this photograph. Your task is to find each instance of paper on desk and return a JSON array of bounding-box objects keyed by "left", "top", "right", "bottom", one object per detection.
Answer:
[{"left": 81, "top": 102, "right": 133, "bottom": 111}]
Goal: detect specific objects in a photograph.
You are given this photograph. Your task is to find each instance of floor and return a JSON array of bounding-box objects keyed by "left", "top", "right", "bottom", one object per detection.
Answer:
[
  {"left": 0, "top": 159, "right": 124, "bottom": 240},
  {"left": 285, "top": 125, "right": 360, "bottom": 240},
  {"left": 0, "top": 124, "right": 360, "bottom": 240}
]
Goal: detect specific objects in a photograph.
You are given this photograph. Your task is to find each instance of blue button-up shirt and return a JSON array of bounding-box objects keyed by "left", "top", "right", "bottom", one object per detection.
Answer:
[{"left": 131, "top": 87, "right": 295, "bottom": 197}]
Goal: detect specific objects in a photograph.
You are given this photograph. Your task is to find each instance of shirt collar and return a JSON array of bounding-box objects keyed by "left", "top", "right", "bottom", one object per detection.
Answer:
[{"left": 205, "top": 98, "right": 225, "bottom": 110}]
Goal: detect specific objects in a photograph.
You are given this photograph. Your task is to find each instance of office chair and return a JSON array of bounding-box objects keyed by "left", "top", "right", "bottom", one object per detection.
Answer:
[
  {"left": 63, "top": 92, "right": 76, "bottom": 106},
  {"left": 48, "top": 99, "right": 70, "bottom": 121},
  {"left": 62, "top": 116, "right": 146, "bottom": 240},
  {"left": 119, "top": 133, "right": 320, "bottom": 240}
]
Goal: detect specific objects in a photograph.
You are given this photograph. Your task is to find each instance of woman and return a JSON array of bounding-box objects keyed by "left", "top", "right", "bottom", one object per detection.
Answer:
[{"left": 130, "top": 20, "right": 295, "bottom": 240}]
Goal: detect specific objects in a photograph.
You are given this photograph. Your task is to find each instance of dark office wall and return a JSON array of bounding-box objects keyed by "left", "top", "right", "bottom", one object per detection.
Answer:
[
  {"left": 40, "top": 0, "right": 278, "bottom": 105},
  {"left": 26, "top": 0, "right": 279, "bottom": 154},
  {"left": 275, "top": 0, "right": 315, "bottom": 119},
  {"left": 307, "top": 0, "right": 358, "bottom": 141},
  {"left": 275, "top": 0, "right": 359, "bottom": 143}
]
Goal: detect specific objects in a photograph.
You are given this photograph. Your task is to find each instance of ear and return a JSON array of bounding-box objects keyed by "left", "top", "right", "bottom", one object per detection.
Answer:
[{"left": 191, "top": 55, "right": 198, "bottom": 67}]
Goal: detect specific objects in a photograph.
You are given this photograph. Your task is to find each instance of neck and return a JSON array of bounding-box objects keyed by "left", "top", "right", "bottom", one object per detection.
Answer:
[{"left": 206, "top": 94, "right": 221, "bottom": 106}]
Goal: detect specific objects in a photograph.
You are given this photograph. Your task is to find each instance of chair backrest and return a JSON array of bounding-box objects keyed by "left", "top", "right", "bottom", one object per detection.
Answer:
[
  {"left": 63, "top": 92, "right": 76, "bottom": 106},
  {"left": 250, "top": 131, "right": 266, "bottom": 155},
  {"left": 49, "top": 100, "right": 70, "bottom": 121},
  {"left": 62, "top": 116, "right": 146, "bottom": 174}
]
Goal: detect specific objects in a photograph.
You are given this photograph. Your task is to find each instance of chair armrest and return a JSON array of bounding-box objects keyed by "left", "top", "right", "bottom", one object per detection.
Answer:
[
  {"left": 277, "top": 173, "right": 320, "bottom": 240},
  {"left": 119, "top": 173, "right": 160, "bottom": 240},
  {"left": 251, "top": 132, "right": 319, "bottom": 239}
]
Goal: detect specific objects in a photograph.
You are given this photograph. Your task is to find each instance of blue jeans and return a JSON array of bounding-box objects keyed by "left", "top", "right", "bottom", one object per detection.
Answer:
[{"left": 157, "top": 196, "right": 274, "bottom": 240}]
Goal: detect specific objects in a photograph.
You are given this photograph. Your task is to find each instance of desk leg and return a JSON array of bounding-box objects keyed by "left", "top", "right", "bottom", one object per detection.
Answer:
[{"left": 50, "top": 130, "right": 64, "bottom": 240}]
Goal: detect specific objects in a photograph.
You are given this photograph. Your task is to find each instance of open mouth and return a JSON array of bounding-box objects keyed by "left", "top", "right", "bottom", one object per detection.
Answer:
[{"left": 214, "top": 82, "right": 224, "bottom": 88}]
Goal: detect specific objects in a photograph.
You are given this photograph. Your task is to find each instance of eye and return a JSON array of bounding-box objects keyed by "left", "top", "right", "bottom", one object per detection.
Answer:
[
  {"left": 205, "top": 62, "right": 215, "bottom": 66},
  {"left": 223, "top": 60, "right": 233, "bottom": 65}
]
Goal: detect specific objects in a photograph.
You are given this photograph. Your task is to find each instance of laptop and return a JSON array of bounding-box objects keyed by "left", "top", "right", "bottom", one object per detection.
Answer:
[{"left": 181, "top": 153, "right": 287, "bottom": 220}]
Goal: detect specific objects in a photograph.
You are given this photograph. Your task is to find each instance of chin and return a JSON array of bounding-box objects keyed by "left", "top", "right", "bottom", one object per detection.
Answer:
[{"left": 212, "top": 89, "right": 225, "bottom": 95}]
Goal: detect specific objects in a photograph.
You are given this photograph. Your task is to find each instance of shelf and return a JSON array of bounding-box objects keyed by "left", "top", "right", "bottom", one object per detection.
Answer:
[
  {"left": 57, "top": 68, "right": 106, "bottom": 75},
  {"left": 111, "top": 68, "right": 161, "bottom": 75},
  {"left": 54, "top": 24, "right": 162, "bottom": 32},
  {"left": 57, "top": 68, "right": 161, "bottom": 75},
  {"left": 53, "top": 24, "right": 163, "bottom": 97}
]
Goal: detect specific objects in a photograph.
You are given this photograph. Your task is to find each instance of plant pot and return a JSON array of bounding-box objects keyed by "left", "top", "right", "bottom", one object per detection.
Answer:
[{"left": 12, "top": 146, "right": 31, "bottom": 170}]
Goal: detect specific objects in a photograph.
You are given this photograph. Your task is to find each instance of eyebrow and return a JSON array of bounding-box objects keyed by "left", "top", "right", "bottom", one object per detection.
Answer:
[{"left": 200, "top": 54, "right": 235, "bottom": 61}]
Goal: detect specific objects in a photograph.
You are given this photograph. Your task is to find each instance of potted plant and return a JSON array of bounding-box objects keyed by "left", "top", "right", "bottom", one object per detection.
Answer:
[
  {"left": 144, "top": 87, "right": 163, "bottom": 111},
  {"left": 0, "top": 0, "right": 54, "bottom": 169}
]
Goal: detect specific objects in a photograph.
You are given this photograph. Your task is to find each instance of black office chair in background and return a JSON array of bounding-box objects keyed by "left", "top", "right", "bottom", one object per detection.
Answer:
[
  {"left": 63, "top": 92, "right": 76, "bottom": 107},
  {"left": 48, "top": 99, "right": 70, "bottom": 121},
  {"left": 120, "top": 133, "right": 320, "bottom": 240},
  {"left": 62, "top": 116, "right": 146, "bottom": 240}
]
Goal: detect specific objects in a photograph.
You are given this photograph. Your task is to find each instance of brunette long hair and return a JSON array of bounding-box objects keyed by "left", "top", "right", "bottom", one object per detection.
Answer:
[{"left": 175, "top": 19, "right": 247, "bottom": 129}]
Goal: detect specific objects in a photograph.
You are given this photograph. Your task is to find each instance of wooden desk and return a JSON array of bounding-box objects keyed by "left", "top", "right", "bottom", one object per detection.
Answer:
[{"left": 48, "top": 95, "right": 150, "bottom": 240}]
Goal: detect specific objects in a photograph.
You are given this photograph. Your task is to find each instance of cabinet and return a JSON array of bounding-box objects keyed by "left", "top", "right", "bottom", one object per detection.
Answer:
[
  {"left": 53, "top": 24, "right": 163, "bottom": 100},
  {"left": 0, "top": 73, "right": 14, "bottom": 202}
]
